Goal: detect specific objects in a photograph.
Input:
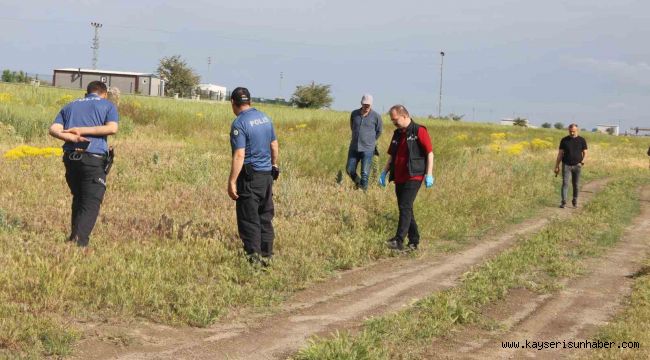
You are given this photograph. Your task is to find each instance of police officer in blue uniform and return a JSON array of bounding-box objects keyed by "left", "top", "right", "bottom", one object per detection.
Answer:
[
  {"left": 49, "top": 81, "right": 119, "bottom": 248},
  {"left": 228, "top": 87, "right": 279, "bottom": 266}
]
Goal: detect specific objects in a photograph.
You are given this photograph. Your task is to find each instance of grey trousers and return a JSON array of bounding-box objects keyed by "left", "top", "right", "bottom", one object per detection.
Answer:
[{"left": 561, "top": 163, "right": 582, "bottom": 203}]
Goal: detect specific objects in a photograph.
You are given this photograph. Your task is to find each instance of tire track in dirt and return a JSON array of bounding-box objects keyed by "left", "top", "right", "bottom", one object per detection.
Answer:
[
  {"left": 431, "top": 185, "right": 650, "bottom": 360},
  {"left": 74, "top": 179, "right": 610, "bottom": 360}
]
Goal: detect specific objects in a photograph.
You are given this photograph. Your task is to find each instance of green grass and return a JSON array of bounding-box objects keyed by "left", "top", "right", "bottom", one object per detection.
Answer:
[
  {"left": 294, "top": 176, "right": 647, "bottom": 360},
  {"left": 1, "top": 83, "right": 648, "bottom": 357},
  {"left": 581, "top": 266, "right": 650, "bottom": 359}
]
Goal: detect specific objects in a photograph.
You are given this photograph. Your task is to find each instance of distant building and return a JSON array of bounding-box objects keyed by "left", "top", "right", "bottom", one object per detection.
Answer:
[
  {"left": 500, "top": 118, "right": 537, "bottom": 128},
  {"left": 595, "top": 124, "right": 619, "bottom": 136},
  {"left": 197, "top": 83, "right": 227, "bottom": 101},
  {"left": 52, "top": 68, "right": 164, "bottom": 96},
  {"left": 632, "top": 127, "right": 650, "bottom": 136}
]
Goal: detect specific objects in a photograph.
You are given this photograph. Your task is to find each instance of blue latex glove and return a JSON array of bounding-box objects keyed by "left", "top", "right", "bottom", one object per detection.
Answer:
[
  {"left": 379, "top": 170, "right": 387, "bottom": 187},
  {"left": 425, "top": 174, "right": 434, "bottom": 189}
]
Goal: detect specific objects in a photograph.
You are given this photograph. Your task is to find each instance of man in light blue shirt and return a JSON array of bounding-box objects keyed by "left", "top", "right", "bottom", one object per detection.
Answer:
[
  {"left": 228, "top": 87, "right": 279, "bottom": 266},
  {"left": 347, "top": 94, "right": 382, "bottom": 190}
]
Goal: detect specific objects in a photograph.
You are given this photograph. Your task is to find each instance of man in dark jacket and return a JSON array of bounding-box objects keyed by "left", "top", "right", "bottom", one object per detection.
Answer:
[{"left": 379, "top": 105, "right": 434, "bottom": 251}]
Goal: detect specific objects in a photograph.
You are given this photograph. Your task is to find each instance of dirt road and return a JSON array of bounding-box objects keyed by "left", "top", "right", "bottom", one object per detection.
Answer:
[
  {"left": 73, "top": 179, "right": 612, "bottom": 360},
  {"left": 431, "top": 186, "right": 650, "bottom": 359}
]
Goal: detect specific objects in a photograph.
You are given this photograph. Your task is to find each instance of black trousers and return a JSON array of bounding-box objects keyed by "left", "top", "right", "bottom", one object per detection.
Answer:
[
  {"left": 63, "top": 153, "right": 107, "bottom": 247},
  {"left": 236, "top": 171, "right": 275, "bottom": 257},
  {"left": 394, "top": 180, "right": 421, "bottom": 245}
]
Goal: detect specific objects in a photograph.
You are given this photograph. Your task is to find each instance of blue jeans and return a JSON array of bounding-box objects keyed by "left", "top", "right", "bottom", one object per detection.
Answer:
[{"left": 346, "top": 149, "right": 374, "bottom": 190}]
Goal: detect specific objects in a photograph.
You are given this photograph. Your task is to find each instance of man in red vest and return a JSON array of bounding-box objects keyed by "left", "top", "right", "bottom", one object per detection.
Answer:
[{"left": 379, "top": 105, "right": 434, "bottom": 251}]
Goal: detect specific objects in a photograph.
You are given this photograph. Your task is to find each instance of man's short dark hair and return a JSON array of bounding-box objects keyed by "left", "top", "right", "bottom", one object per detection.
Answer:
[
  {"left": 87, "top": 81, "right": 108, "bottom": 95},
  {"left": 231, "top": 87, "right": 251, "bottom": 105},
  {"left": 389, "top": 104, "right": 410, "bottom": 117}
]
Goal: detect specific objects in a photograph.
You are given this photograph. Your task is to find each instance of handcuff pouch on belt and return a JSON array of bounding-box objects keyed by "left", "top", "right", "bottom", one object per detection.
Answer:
[
  {"left": 104, "top": 147, "right": 114, "bottom": 174},
  {"left": 68, "top": 152, "right": 83, "bottom": 161}
]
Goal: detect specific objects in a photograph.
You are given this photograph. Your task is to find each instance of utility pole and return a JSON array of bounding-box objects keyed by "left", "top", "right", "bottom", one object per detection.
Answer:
[
  {"left": 279, "top": 71, "right": 284, "bottom": 100},
  {"left": 438, "top": 51, "right": 445, "bottom": 118},
  {"left": 207, "top": 56, "right": 212, "bottom": 83},
  {"left": 90, "top": 22, "right": 102, "bottom": 70}
]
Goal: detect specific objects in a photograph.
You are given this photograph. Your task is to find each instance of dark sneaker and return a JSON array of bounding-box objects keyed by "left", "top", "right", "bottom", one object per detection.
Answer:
[
  {"left": 386, "top": 238, "right": 404, "bottom": 250},
  {"left": 247, "top": 253, "right": 269, "bottom": 268},
  {"left": 261, "top": 255, "right": 273, "bottom": 267},
  {"left": 572, "top": 199, "right": 577, "bottom": 208},
  {"left": 353, "top": 176, "right": 361, "bottom": 189},
  {"left": 406, "top": 243, "right": 418, "bottom": 252},
  {"left": 559, "top": 202, "right": 566, "bottom": 208}
]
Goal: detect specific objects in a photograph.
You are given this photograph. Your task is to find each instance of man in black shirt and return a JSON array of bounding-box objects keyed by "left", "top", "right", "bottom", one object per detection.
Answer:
[{"left": 554, "top": 124, "right": 588, "bottom": 208}]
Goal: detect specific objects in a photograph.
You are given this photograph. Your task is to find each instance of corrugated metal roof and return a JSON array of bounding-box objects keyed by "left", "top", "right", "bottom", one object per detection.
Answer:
[
  {"left": 198, "top": 83, "right": 227, "bottom": 91},
  {"left": 54, "top": 68, "right": 159, "bottom": 77}
]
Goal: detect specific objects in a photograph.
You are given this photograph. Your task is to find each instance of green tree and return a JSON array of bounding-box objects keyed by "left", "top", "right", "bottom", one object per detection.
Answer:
[
  {"left": 513, "top": 117, "right": 528, "bottom": 127},
  {"left": 157, "top": 55, "right": 200, "bottom": 97},
  {"left": 290, "top": 81, "right": 333, "bottom": 109},
  {"left": 554, "top": 122, "right": 564, "bottom": 130},
  {"left": 1, "top": 70, "right": 31, "bottom": 83},
  {"left": 15, "top": 71, "right": 27, "bottom": 83},
  {"left": 1, "top": 70, "right": 15, "bottom": 82},
  {"left": 541, "top": 122, "right": 552, "bottom": 128}
]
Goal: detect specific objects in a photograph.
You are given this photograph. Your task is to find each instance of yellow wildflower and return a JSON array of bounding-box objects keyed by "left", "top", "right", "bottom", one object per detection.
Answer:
[
  {"left": 530, "top": 138, "right": 553, "bottom": 151},
  {"left": 491, "top": 132, "right": 507, "bottom": 141},
  {"left": 3, "top": 145, "right": 63, "bottom": 160},
  {"left": 455, "top": 134, "right": 468, "bottom": 141},
  {"left": 296, "top": 124, "right": 307, "bottom": 129},
  {"left": 505, "top": 142, "right": 528, "bottom": 155},
  {"left": 0, "top": 92, "right": 14, "bottom": 103}
]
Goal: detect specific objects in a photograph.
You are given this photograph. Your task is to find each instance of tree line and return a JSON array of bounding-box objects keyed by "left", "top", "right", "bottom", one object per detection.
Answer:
[{"left": 158, "top": 55, "right": 333, "bottom": 108}]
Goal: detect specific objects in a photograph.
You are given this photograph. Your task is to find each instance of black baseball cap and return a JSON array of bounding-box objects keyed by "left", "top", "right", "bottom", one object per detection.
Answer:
[{"left": 231, "top": 87, "right": 251, "bottom": 105}]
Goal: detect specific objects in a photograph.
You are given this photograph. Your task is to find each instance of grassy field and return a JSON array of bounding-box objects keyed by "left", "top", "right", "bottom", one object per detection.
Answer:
[
  {"left": 0, "top": 83, "right": 648, "bottom": 357},
  {"left": 294, "top": 176, "right": 647, "bottom": 359}
]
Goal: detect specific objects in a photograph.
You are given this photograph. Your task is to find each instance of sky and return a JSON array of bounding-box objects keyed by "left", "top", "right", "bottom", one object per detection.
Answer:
[{"left": 1, "top": 0, "right": 649, "bottom": 131}]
